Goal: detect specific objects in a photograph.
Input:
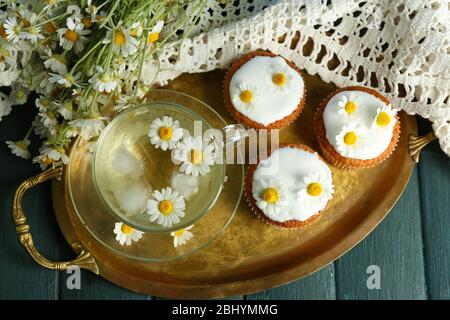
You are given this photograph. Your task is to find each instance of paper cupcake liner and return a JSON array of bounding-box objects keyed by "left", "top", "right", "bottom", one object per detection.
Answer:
[
  {"left": 313, "top": 86, "right": 401, "bottom": 170},
  {"left": 223, "top": 50, "right": 307, "bottom": 130},
  {"left": 244, "top": 143, "right": 329, "bottom": 229}
]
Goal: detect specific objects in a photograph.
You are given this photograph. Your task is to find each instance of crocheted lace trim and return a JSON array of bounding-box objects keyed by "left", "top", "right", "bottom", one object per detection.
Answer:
[{"left": 143, "top": 0, "right": 450, "bottom": 156}]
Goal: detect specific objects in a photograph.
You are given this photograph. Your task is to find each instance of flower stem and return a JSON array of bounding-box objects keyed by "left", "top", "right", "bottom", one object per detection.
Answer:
[
  {"left": 34, "top": 12, "right": 71, "bottom": 28},
  {"left": 70, "top": 40, "right": 103, "bottom": 73},
  {"left": 24, "top": 126, "right": 33, "bottom": 140}
]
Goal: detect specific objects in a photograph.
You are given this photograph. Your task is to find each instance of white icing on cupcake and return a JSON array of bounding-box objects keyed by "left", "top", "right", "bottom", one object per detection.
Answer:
[
  {"left": 229, "top": 56, "right": 304, "bottom": 126},
  {"left": 252, "top": 146, "right": 333, "bottom": 223},
  {"left": 323, "top": 90, "right": 397, "bottom": 160}
]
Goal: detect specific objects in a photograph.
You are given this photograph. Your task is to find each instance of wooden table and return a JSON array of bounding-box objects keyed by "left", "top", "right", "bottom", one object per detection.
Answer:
[{"left": 0, "top": 96, "right": 448, "bottom": 300}]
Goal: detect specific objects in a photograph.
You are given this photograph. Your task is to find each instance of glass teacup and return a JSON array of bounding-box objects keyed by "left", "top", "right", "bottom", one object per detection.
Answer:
[{"left": 92, "top": 91, "right": 244, "bottom": 233}]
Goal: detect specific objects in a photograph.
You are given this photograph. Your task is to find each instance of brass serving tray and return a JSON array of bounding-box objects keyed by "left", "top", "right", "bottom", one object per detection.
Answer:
[{"left": 13, "top": 70, "right": 419, "bottom": 299}]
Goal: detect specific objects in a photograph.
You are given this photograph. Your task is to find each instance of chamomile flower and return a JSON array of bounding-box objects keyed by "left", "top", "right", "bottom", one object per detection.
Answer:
[
  {"left": 19, "top": 10, "right": 43, "bottom": 44},
  {"left": 44, "top": 53, "right": 68, "bottom": 74},
  {"left": 337, "top": 93, "right": 360, "bottom": 118},
  {"left": 252, "top": 177, "right": 288, "bottom": 216},
  {"left": 0, "top": 46, "right": 16, "bottom": 68},
  {"left": 36, "top": 97, "right": 52, "bottom": 111},
  {"left": 174, "top": 136, "right": 216, "bottom": 177},
  {"left": 34, "top": 71, "right": 54, "bottom": 95},
  {"left": 39, "top": 145, "right": 70, "bottom": 165},
  {"left": 23, "top": 28, "right": 44, "bottom": 44},
  {"left": 129, "top": 21, "right": 143, "bottom": 38},
  {"left": 147, "top": 187, "right": 186, "bottom": 228},
  {"left": 57, "top": 17, "right": 90, "bottom": 53},
  {"left": 372, "top": 104, "right": 397, "bottom": 129},
  {"left": 88, "top": 66, "right": 120, "bottom": 93},
  {"left": 112, "top": 95, "right": 130, "bottom": 111},
  {"left": 148, "top": 116, "right": 184, "bottom": 151},
  {"left": 43, "top": 0, "right": 60, "bottom": 13},
  {"left": 170, "top": 225, "right": 194, "bottom": 248},
  {"left": 232, "top": 82, "right": 259, "bottom": 109},
  {"left": 147, "top": 20, "right": 164, "bottom": 45},
  {"left": 335, "top": 122, "right": 367, "bottom": 157},
  {"left": 113, "top": 222, "right": 143, "bottom": 246},
  {"left": 49, "top": 72, "right": 80, "bottom": 88},
  {"left": 0, "top": 92, "right": 12, "bottom": 121},
  {"left": 69, "top": 117, "right": 106, "bottom": 140},
  {"left": 4, "top": 16, "right": 23, "bottom": 43},
  {"left": 33, "top": 153, "right": 56, "bottom": 170},
  {"left": 6, "top": 139, "right": 31, "bottom": 159},
  {"left": 55, "top": 100, "right": 73, "bottom": 120},
  {"left": 270, "top": 64, "right": 292, "bottom": 93},
  {"left": 85, "top": 0, "right": 99, "bottom": 21},
  {"left": 296, "top": 172, "right": 334, "bottom": 210},
  {"left": 9, "top": 85, "right": 28, "bottom": 105},
  {"left": 32, "top": 115, "right": 50, "bottom": 139},
  {"left": 103, "top": 23, "right": 138, "bottom": 57}
]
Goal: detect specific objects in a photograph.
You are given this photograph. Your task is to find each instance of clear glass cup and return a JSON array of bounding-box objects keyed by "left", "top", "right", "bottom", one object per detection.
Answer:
[{"left": 92, "top": 90, "right": 244, "bottom": 234}]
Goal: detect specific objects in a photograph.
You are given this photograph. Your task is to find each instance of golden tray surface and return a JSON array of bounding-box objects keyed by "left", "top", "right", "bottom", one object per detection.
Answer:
[{"left": 35, "top": 71, "right": 416, "bottom": 298}]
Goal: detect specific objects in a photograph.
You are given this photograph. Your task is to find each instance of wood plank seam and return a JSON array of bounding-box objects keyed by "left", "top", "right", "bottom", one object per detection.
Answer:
[{"left": 416, "top": 163, "right": 431, "bottom": 300}]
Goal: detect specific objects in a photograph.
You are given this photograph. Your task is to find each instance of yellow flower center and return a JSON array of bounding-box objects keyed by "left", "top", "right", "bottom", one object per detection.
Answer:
[
  {"left": 114, "top": 30, "right": 126, "bottom": 45},
  {"left": 239, "top": 90, "right": 253, "bottom": 103},
  {"left": 344, "top": 101, "right": 356, "bottom": 114},
  {"left": 307, "top": 182, "right": 322, "bottom": 196},
  {"left": 47, "top": 110, "right": 57, "bottom": 119},
  {"left": 81, "top": 17, "right": 93, "bottom": 28},
  {"left": 16, "top": 141, "right": 28, "bottom": 150},
  {"left": 53, "top": 54, "right": 66, "bottom": 64},
  {"left": 121, "top": 224, "right": 134, "bottom": 235},
  {"left": 174, "top": 229, "right": 185, "bottom": 237},
  {"left": 148, "top": 32, "right": 159, "bottom": 43},
  {"left": 63, "top": 102, "right": 72, "bottom": 111},
  {"left": 272, "top": 72, "right": 287, "bottom": 86},
  {"left": 21, "top": 19, "right": 30, "bottom": 28},
  {"left": 46, "top": 22, "right": 56, "bottom": 33},
  {"left": 0, "top": 25, "right": 6, "bottom": 38},
  {"left": 16, "top": 90, "right": 25, "bottom": 99},
  {"left": 376, "top": 111, "right": 391, "bottom": 127},
  {"left": 64, "top": 29, "right": 79, "bottom": 42},
  {"left": 56, "top": 147, "right": 65, "bottom": 154},
  {"left": 262, "top": 188, "right": 279, "bottom": 203},
  {"left": 63, "top": 74, "right": 75, "bottom": 87},
  {"left": 190, "top": 149, "right": 203, "bottom": 165},
  {"left": 158, "top": 200, "right": 173, "bottom": 215},
  {"left": 42, "top": 157, "right": 53, "bottom": 165},
  {"left": 343, "top": 131, "right": 357, "bottom": 145},
  {"left": 158, "top": 126, "right": 172, "bottom": 141}
]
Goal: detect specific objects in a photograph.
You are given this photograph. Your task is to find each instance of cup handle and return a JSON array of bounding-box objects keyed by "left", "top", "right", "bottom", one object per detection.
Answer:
[
  {"left": 12, "top": 166, "right": 99, "bottom": 274},
  {"left": 221, "top": 124, "right": 248, "bottom": 146}
]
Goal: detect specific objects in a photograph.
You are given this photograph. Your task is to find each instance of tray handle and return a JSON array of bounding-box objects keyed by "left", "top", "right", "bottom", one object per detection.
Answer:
[
  {"left": 12, "top": 166, "right": 99, "bottom": 274},
  {"left": 408, "top": 131, "right": 436, "bottom": 163}
]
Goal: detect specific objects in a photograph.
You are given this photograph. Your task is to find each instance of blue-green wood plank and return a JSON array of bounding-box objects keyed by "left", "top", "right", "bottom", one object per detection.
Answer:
[
  {"left": 334, "top": 168, "right": 427, "bottom": 299},
  {"left": 245, "top": 264, "right": 336, "bottom": 299},
  {"left": 0, "top": 104, "right": 60, "bottom": 299},
  {"left": 418, "top": 150, "right": 450, "bottom": 299}
]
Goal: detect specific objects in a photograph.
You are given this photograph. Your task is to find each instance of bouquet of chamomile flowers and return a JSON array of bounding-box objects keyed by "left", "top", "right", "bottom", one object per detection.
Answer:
[{"left": 0, "top": 0, "right": 206, "bottom": 169}]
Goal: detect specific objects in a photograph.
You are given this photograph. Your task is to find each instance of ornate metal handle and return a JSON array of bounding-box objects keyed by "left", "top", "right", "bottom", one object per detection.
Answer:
[
  {"left": 408, "top": 131, "right": 437, "bottom": 163},
  {"left": 12, "top": 166, "right": 99, "bottom": 274}
]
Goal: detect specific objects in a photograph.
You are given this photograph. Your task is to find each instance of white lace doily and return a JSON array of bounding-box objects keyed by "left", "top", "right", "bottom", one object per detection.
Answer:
[{"left": 143, "top": 0, "right": 450, "bottom": 156}]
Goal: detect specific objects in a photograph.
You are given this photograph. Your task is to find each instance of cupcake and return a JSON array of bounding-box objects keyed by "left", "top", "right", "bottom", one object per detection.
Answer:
[
  {"left": 314, "top": 86, "right": 400, "bottom": 169},
  {"left": 246, "top": 144, "right": 334, "bottom": 228},
  {"left": 224, "top": 51, "right": 306, "bottom": 129}
]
